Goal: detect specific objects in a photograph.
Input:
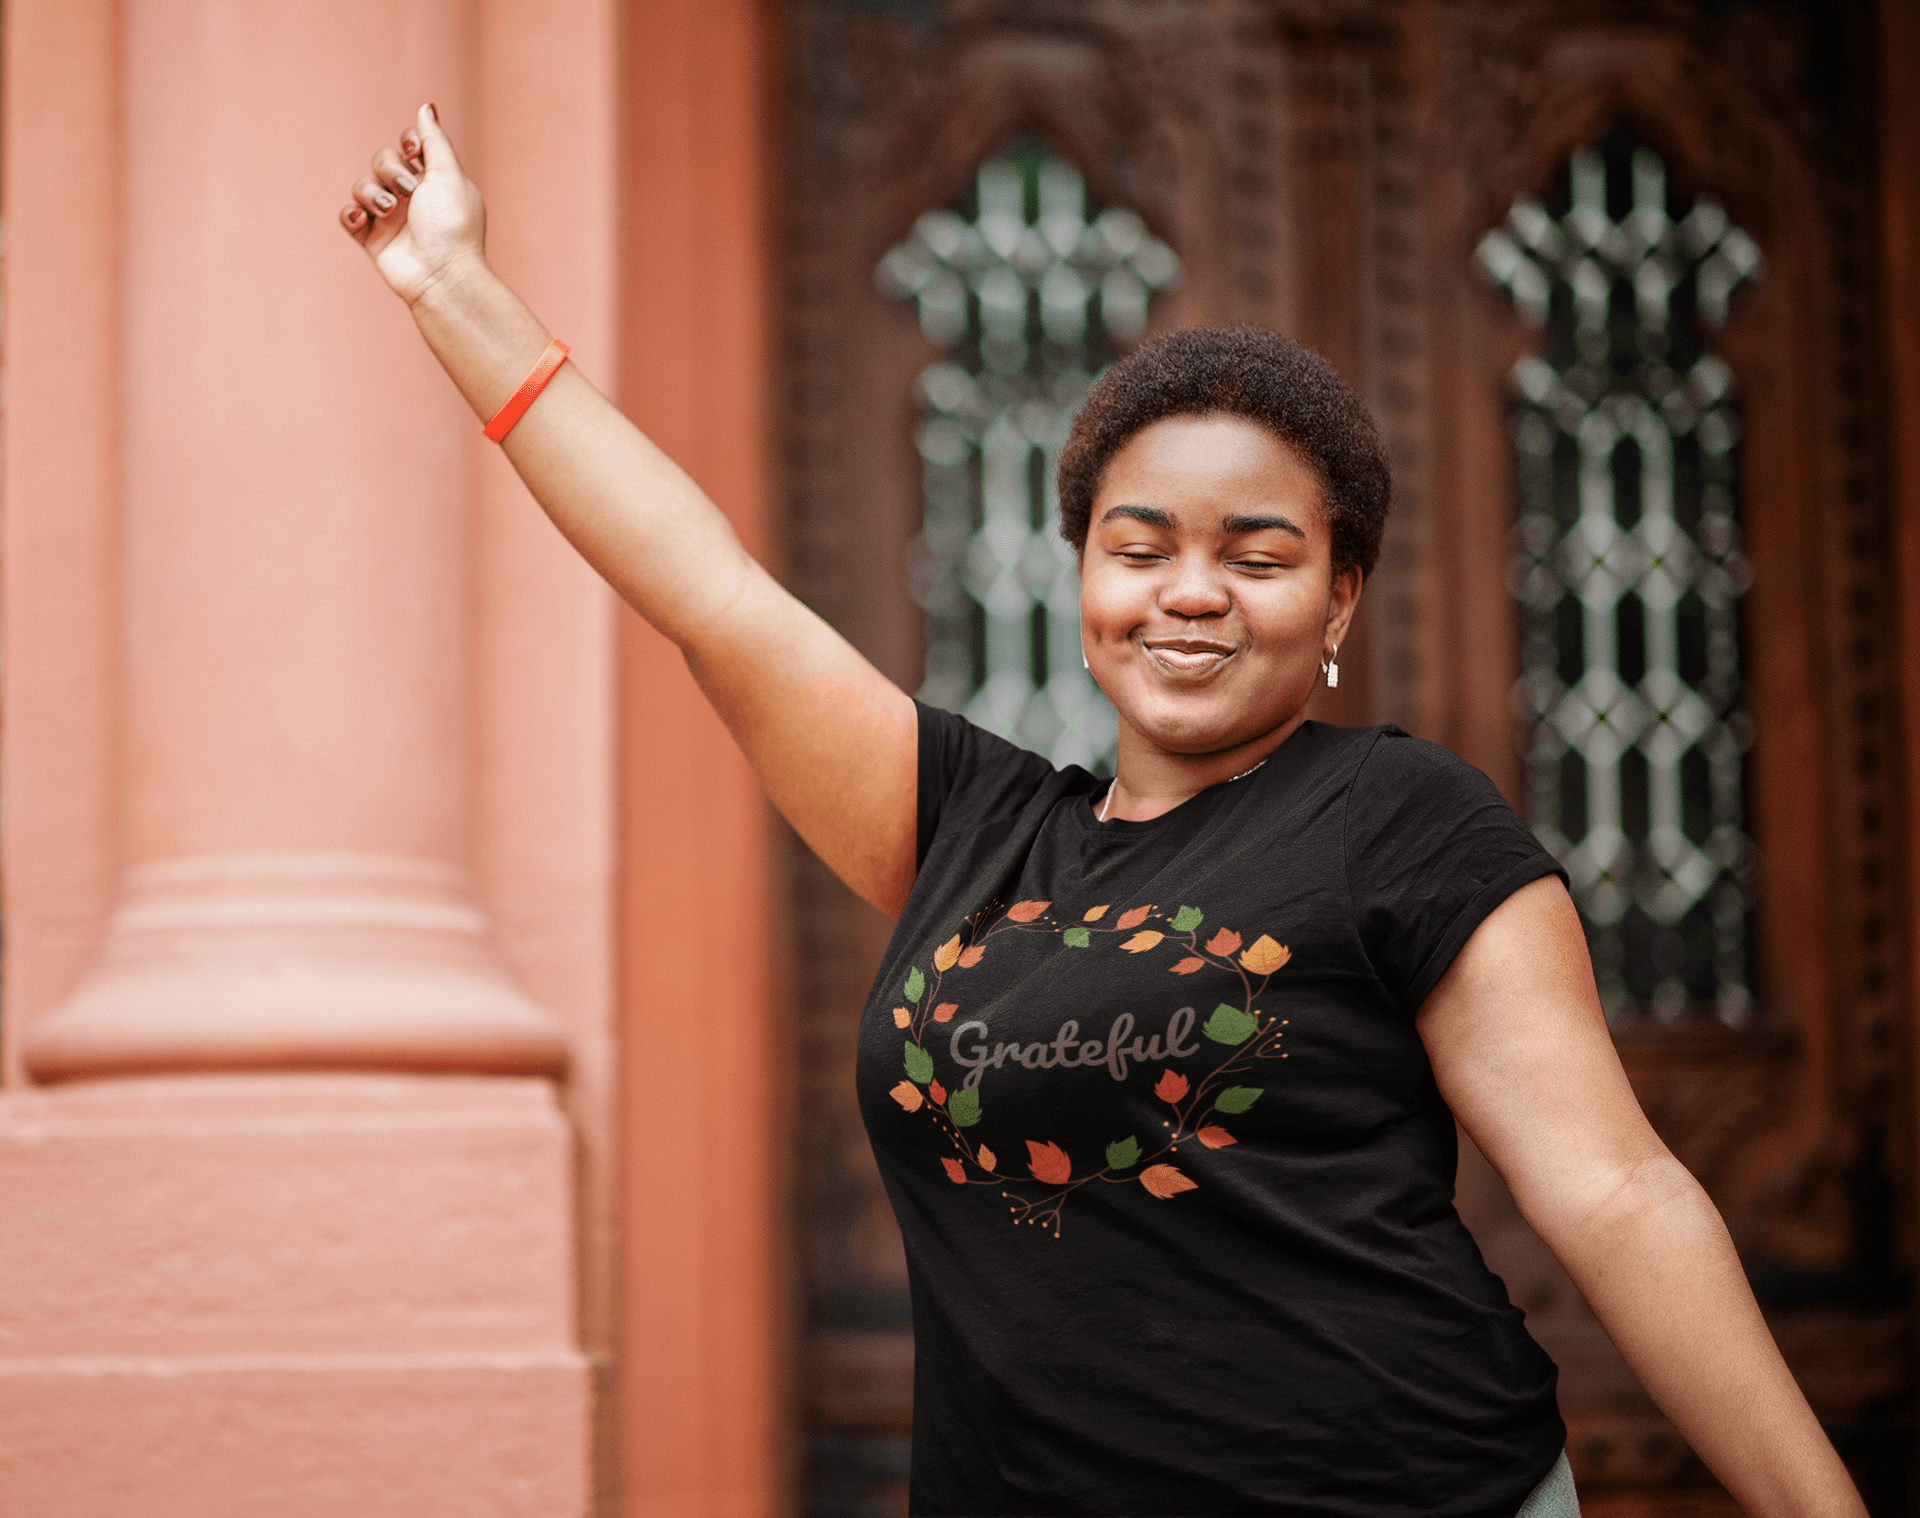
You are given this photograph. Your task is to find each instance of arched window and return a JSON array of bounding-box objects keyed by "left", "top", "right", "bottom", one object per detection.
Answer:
[
  {"left": 876, "top": 138, "right": 1180, "bottom": 771},
  {"left": 1477, "top": 128, "right": 1763, "bottom": 1025}
]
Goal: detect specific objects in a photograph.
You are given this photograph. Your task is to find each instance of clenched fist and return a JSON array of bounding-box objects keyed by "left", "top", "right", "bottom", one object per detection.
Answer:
[{"left": 340, "top": 103, "right": 487, "bottom": 308}]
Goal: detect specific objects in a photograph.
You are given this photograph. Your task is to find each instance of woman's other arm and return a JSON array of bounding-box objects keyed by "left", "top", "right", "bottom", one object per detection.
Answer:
[
  {"left": 1417, "top": 876, "right": 1866, "bottom": 1518},
  {"left": 341, "top": 106, "right": 916, "bottom": 915}
]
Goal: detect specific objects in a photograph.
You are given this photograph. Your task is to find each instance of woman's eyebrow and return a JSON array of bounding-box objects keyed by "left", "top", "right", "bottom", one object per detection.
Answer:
[
  {"left": 1223, "top": 513, "right": 1306, "bottom": 538},
  {"left": 1099, "top": 504, "right": 1176, "bottom": 528}
]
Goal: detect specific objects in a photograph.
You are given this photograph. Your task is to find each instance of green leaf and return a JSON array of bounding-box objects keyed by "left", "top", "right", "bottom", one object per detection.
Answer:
[
  {"left": 1105, "top": 1136, "right": 1142, "bottom": 1170},
  {"left": 904, "top": 966, "right": 925, "bottom": 1002},
  {"left": 948, "top": 1088, "right": 982, "bottom": 1127},
  {"left": 1172, "top": 905, "right": 1204, "bottom": 932},
  {"left": 1062, "top": 926, "right": 1092, "bottom": 948},
  {"left": 903, "top": 1041, "right": 934, "bottom": 1084},
  {"left": 1201, "top": 1003, "right": 1259, "bottom": 1045},
  {"left": 1213, "top": 1086, "right": 1264, "bottom": 1114}
]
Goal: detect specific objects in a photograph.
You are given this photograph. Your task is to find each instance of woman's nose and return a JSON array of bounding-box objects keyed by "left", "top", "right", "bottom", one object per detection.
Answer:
[{"left": 1157, "top": 555, "right": 1231, "bottom": 618}]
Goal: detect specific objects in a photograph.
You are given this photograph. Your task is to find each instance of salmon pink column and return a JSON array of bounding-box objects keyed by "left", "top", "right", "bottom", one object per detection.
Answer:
[
  {"left": 620, "top": 3, "right": 783, "bottom": 1515},
  {"left": 20, "top": 0, "right": 563, "bottom": 1083},
  {"left": 0, "top": 1, "right": 595, "bottom": 1513}
]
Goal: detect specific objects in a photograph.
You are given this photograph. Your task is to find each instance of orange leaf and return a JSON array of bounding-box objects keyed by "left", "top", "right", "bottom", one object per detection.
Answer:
[
  {"left": 1154, "top": 1069, "right": 1189, "bottom": 1103},
  {"left": 1206, "top": 927, "right": 1243, "bottom": 957},
  {"left": 1169, "top": 957, "right": 1205, "bottom": 975},
  {"left": 1006, "top": 900, "right": 1051, "bottom": 923},
  {"left": 1116, "top": 904, "right": 1153, "bottom": 930},
  {"left": 930, "top": 1079, "right": 947, "bottom": 1104},
  {"left": 1026, "top": 1139, "right": 1072, "bottom": 1185},
  {"left": 889, "top": 1081, "right": 923, "bottom": 1113},
  {"left": 957, "top": 945, "right": 985, "bottom": 968},
  {"left": 977, "top": 1144, "right": 997, "bottom": 1171},
  {"left": 1196, "top": 1125, "right": 1236, "bottom": 1149},
  {"left": 1120, "top": 930, "right": 1164, "bottom": 953},
  {"left": 891, "top": 1007, "right": 911, "bottom": 1028},
  {"left": 1240, "top": 935, "right": 1291, "bottom": 975},
  {"left": 1141, "top": 1163, "right": 1199, "bottom": 1199},
  {"left": 932, "top": 1002, "right": 959, "bottom": 1023},
  {"left": 1083, "top": 904, "right": 1110, "bottom": 922},
  {"left": 941, "top": 1158, "right": 966, "bottom": 1184},
  {"left": 934, "top": 934, "right": 962, "bottom": 972}
]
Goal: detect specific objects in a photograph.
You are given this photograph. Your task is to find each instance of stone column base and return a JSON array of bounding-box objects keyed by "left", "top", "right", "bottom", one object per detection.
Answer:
[
  {"left": 0, "top": 1353, "right": 591, "bottom": 1516},
  {"left": 0, "top": 1075, "right": 592, "bottom": 1517}
]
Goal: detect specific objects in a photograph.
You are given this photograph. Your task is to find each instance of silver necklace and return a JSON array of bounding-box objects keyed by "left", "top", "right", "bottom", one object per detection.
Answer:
[{"left": 1098, "top": 756, "right": 1269, "bottom": 823}]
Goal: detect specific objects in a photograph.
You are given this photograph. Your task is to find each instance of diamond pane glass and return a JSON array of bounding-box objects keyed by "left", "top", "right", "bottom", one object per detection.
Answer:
[
  {"left": 878, "top": 138, "right": 1181, "bottom": 771},
  {"left": 1477, "top": 128, "right": 1762, "bottom": 1026}
]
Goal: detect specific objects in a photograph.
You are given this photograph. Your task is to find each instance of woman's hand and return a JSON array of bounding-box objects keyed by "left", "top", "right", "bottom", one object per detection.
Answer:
[{"left": 339, "top": 103, "right": 486, "bottom": 308}]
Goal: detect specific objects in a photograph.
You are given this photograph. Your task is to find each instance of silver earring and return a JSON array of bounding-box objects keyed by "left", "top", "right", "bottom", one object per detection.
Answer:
[{"left": 1322, "top": 643, "right": 1340, "bottom": 689}]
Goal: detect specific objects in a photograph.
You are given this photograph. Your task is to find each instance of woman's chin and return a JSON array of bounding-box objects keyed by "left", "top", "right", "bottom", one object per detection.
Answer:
[{"left": 1115, "top": 689, "right": 1291, "bottom": 758}]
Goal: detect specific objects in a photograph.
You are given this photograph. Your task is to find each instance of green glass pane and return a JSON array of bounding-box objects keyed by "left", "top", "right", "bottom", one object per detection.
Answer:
[{"left": 1478, "top": 127, "right": 1760, "bottom": 1026}]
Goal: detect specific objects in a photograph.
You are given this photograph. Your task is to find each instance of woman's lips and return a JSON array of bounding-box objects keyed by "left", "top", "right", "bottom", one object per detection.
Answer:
[{"left": 1140, "top": 639, "right": 1238, "bottom": 677}]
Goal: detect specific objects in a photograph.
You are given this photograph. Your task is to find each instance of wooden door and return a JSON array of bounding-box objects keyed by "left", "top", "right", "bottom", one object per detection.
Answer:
[{"left": 772, "top": 3, "right": 1910, "bottom": 1513}]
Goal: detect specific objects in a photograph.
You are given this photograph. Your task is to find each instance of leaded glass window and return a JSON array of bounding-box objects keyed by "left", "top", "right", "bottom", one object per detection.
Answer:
[
  {"left": 877, "top": 138, "right": 1181, "bottom": 771},
  {"left": 1476, "top": 128, "right": 1763, "bottom": 1026}
]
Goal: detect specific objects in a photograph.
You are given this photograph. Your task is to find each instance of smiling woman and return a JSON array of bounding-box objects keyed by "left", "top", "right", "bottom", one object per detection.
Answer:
[
  {"left": 1078, "top": 411, "right": 1356, "bottom": 806},
  {"left": 1061, "top": 328, "right": 1380, "bottom": 816},
  {"left": 340, "top": 108, "right": 1863, "bottom": 1518}
]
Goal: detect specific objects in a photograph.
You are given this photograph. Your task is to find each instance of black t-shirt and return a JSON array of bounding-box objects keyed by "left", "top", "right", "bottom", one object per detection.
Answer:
[{"left": 854, "top": 704, "right": 1568, "bottom": 1517}]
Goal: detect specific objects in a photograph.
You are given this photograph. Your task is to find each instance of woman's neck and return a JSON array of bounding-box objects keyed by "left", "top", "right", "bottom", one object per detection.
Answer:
[{"left": 1097, "top": 714, "right": 1305, "bottom": 823}]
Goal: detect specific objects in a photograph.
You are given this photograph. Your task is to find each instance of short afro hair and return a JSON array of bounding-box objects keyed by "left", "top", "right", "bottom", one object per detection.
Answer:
[{"left": 1057, "top": 325, "right": 1391, "bottom": 578}]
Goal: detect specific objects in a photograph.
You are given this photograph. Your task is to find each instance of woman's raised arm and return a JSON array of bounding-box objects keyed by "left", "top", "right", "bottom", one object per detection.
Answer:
[{"left": 342, "top": 105, "right": 918, "bottom": 916}]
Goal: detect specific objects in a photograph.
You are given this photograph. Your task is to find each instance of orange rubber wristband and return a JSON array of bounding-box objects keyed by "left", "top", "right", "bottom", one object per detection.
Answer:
[{"left": 482, "top": 338, "right": 570, "bottom": 443}]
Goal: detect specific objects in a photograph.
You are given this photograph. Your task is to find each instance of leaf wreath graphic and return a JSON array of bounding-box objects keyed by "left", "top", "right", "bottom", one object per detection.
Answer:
[
  {"left": 1141, "top": 1164, "right": 1199, "bottom": 1199},
  {"left": 890, "top": 894, "right": 1296, "bottom": 1237},
  {"left": 1026, "top": 1140, "right": 1072, "bottom": 1186}
]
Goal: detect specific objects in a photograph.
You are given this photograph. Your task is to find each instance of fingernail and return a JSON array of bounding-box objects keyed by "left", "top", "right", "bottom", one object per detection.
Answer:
[
  {"left": 374, "top": 190, "right": 395, "bottom": 211},
  {"left": 347, "top": 208, "right": 365, "bottom": 225},
  {"left": 427, "top": 102, "right": 439, "bottom": 122},
  {"left": 394, "top": 171, "right": 418, "bottom": 194}
]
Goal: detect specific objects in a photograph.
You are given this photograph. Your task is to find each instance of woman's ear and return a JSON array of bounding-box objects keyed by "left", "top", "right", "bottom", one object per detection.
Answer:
[{"left": 1327, "top": 565, "right": 1363, "bottom": 643}]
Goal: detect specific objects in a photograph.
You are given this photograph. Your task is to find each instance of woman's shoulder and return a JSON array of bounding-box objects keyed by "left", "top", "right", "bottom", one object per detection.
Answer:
[
  {"left": 1284, "top": 721, "right": 1487, "bottom": 795},
  {"left": 1281, "top": 723, "right": 1523, "bottom": 849},
  {"left": 916, "top": 700, "right": 1096, "bottom": 786},
  {"left": 915, "top": 700, "right": 1098, "bottom": 854},
  {"left": 1329, "top": 723, "right": 1501, "bottom": 797}
]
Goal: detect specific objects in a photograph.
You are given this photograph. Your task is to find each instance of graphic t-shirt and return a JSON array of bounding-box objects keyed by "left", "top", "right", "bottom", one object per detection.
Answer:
[{"left": 856, "top": 705, "right": 1569, "bottom": 1517}]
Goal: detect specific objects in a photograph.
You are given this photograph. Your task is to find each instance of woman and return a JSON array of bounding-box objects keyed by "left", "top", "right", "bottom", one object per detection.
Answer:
[{"left": 342, "top": 105, "right": 1864, "bottom": 1517}]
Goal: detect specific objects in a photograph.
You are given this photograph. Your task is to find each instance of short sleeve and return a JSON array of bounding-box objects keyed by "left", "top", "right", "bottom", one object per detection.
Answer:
[
  {"left": 1342, "top": 729, "right": 1568, "bottom": 1013},
  {"left": 915, "top": 701, "right": 1064, "bottom": 868}
]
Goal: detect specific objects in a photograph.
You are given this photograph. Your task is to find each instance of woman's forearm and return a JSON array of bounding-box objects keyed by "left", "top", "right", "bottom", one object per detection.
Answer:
[
  {"left": 406, "top": 252, "right": 551, "bottom": 421},
  {"left": 1530, "top": 1155, "right": 1863, "bottom": 1518},
  {"left": 406, "top": 258, "right": 761, "bottom": 644}
]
